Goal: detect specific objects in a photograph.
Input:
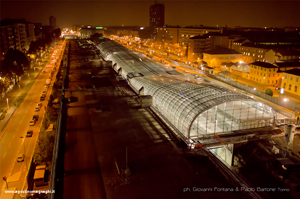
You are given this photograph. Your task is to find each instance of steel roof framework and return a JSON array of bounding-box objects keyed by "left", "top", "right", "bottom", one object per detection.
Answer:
[{"left": 98, "top": 40, "right": 276, "bottom": 141}]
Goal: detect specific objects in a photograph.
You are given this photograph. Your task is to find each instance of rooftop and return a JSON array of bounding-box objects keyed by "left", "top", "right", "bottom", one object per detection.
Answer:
[
  {"left": 189, "top": 35, "right": 209, "bottom": 40},
  {"left": 204, "top": 48, "right": 241, "bottom": 55},
  {"left": 275, "top": 49, "right": 300, "bottom": 56},
  {"left": 282, "top": 69, "right": 300, "bottom": 76},
  {"left": 233, "top": 39, "right": 249, "bottom": 43},
  {"left": 250, "top": 61, "right": 278, "bottom": 68},
  {"left": 275, "top": 61, "right": 300, "bottom": 68}
]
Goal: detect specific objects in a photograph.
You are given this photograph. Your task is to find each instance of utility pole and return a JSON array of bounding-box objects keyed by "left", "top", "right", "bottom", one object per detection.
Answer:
[{"left": 3, "top": 176, "right": 8, "bottom": 189}]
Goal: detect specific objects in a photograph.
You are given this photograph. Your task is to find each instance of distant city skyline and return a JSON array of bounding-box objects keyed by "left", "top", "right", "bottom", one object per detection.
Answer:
[{"left": 1, "top": 1, "right": 300, "bottom": 29}]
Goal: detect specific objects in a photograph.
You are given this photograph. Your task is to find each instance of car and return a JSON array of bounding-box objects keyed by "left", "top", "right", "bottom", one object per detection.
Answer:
[
  {"left": 35, "top": 107, "right": 40, "bottom": 112},
  {"left": 26, "top": 130, "right": 33, "bottom": 137},
  {"left": 33, "top": 114, "right": 39, "bottom": 121},
  {"left": 29, "top": 120, "right": 36, "bottom": 126},
  {"left": 42, "top": 71, "right": 46, "bottom": 73},
  {"left": 17, "top": 154, "right": 25, "bottom": 162},
  {"left": 40, "top": 96, "right": 45, "bottom": 101},
  {"left": 37, "top": 103, "right": 42, "bottom": 108}
]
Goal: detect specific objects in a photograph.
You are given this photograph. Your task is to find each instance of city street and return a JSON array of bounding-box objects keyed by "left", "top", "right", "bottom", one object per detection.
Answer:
[{"left": 0, "top": 41, "right": 66, "bottom": 199}]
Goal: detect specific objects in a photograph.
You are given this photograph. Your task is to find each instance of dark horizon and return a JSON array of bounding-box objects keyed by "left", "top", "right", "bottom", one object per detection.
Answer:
[{"left": 1, "top": 0, "right": 300, "bottom": 29}]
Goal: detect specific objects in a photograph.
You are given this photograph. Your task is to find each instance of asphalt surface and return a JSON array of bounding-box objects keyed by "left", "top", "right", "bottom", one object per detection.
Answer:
[
  {"left": 0, "top": 42, "right": 65, "bottom": 199},
  {"left": 63, "top": 40, "right": 245, "bottom": 199}
]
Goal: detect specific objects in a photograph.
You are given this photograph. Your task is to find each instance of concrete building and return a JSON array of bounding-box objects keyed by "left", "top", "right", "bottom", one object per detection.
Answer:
[
  {"left": 237, "top": 43, "right": 271, "bottom": 63},
  {"left": 249, "top": 61, "right": 281, "bottom": 86},
  {"left": 275, "top": 61, "right": 300, "bottom": 72},
  {"left": 220, "top": 62, "right": 250, "bottom": 79},
  {"left": 156, "top": 26, "right": 223, "bottom": 46},
  {"left": 209, "top": 34, "right": 238, "bottom": 50},
  {"left": 203, "top": 48, "right": 242, "bottom": 69},
  {"left": 26, "top": 23, "right": 36, "bottom": 44},
  {"left": 187, "top": 35, "right": 210, "bottom": 62},
  {"left": 281, "top": 69, "right": 300, "bottom": 96},
  {"left": 265, "top": 49, "right": 300, "bottom": 63},
  {"left": 0, "top": 19, "right": 35, "bottom": 59},
  {"left": 231, "top": 39, "right": 250, "bottom": 50},
  {"left": 49, "top": 16, "right": 56, "bottom": 29},
  {"left": 149, "top": 3, "right": 164, "bottom": 37},
  {"left": 80, "top": 27, "right": 105, "bottom": 38}
]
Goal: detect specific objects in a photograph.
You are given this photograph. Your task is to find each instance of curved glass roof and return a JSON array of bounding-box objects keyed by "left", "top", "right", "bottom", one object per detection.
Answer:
[{"left": 98, "top": 40, "right": 276, "bottom": 142}]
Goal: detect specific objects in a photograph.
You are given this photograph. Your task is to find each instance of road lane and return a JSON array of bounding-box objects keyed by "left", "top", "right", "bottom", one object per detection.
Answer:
[{"left": 0, "top": 42, "right": 66, "bottom": 197}]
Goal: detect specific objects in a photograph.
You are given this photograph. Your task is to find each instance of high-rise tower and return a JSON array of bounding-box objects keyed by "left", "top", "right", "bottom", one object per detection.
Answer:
[
  {"left": 149, "top": 3, "right": 164, "bottom": 37},
  {"left": 49, "top": 16, "right": 56, "bottom": 29}
]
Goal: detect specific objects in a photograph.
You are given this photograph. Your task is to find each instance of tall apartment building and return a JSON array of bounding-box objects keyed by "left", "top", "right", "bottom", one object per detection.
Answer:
[
  {"left": 0, "top": 19, "right": 35, "bottom": 60},
  {"left": 49, "top": 16, "right": 56, "bottom": 29},
  {"left": 149, "top": 3, "right": 164, "bottom": 37}
]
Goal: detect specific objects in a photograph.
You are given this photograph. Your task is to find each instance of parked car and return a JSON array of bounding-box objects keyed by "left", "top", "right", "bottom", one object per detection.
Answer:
[
  {"left": 17, "top": 154, "right": 25, "bottom": 162},
  {"left": 26, "top": 130, "right": 33, "bottom": 137},
  {"left": 37, "top": 103, "right": 42, "bottom": 108},
  {"left": 33, "top": 115, "right": 39, "bottom": 121},
  {"left": 35, "top": 107, "right": 40, "bottom": 112},
  {"left": 29, "top": 120, "right": 36, "bottom": 126}
]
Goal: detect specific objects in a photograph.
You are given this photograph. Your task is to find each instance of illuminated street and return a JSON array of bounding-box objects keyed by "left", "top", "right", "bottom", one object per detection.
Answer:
[{"left": 1, "top": 1, "right": 300, "bottom": 199}]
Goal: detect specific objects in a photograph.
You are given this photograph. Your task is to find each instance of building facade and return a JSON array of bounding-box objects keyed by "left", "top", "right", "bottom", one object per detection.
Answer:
[
  {"left": 249, "top": 61, "right": 281, "bottom": 86},
  {"left": 0, "top": 20, "right": 35, "bottom": 60},
  {"left": 156, "top": 26, "right": 222, "bottom": 46},
  {"left": 149, "top": 3, "right": 164, "bottom": 37},
  {"left": 265, "top": 49, "right": 300, "bottom": 63},
  {"left": 80, "top": 27, "right": 105, "bottom": 38},
  {"left": 49, "top": 16, "right": 56, "bottom": 29},
  {"left": 281, "top": 69, "right": 300, "bottom": 96},
  {"left": 203, "top": 48, "right": 242, "bottom": 69},
  {"left": 187, "top": 35, "right": 210, "bottom": 62}
]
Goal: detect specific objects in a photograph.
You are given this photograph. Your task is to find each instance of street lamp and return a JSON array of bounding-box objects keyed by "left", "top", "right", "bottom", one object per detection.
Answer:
[
  {"left": 20, "top": 136, "right": 28, "bottom": 170},
  {"left": 284, "top": 98, "right": 288, "bottom": 102},
  {"left": 6, "top": 98, "right": 9, "bottom": 109}
]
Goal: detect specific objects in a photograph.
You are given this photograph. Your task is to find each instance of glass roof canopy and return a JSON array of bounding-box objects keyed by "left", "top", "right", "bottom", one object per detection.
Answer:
[{"left": 98, "top": 40, "right": 276, "bottom": 143}]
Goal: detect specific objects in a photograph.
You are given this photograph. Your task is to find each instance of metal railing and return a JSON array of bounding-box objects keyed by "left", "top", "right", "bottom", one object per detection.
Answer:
[{"left": 208, "top": 74, "right": 300, "bottom": 114}]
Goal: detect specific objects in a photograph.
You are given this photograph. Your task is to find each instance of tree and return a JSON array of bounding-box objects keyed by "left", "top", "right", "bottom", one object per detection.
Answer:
[
  {"left": 0, "top": 76, "right": 11, "bottom": 98},
  {"left": 0, "top": 48, "right": 30, "bottom": 84},
  {"left": 265, "top": 88, "right": 273, "bottom": 96}
]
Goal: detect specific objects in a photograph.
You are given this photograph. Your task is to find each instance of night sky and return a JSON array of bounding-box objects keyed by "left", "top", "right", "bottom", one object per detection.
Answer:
[{"left": 1, "top": 0, "right": 300, "bottom": 29}]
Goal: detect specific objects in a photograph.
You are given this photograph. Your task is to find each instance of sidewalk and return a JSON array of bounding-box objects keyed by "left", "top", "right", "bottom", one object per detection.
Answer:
[
  {"left": 0, "top": 53, "right": 52, "bottom": 136},
  {"left": 227, "top": 73, "right": 300, "bottom": 105}
]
